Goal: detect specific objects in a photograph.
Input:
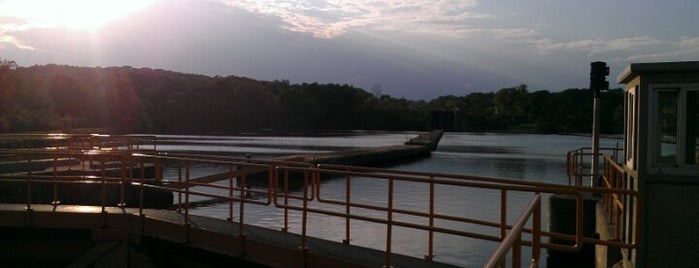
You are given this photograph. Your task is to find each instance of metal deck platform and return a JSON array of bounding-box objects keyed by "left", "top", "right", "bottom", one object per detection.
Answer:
[{"left": 0, "top": 204, "right": 460, "bottom": 268}]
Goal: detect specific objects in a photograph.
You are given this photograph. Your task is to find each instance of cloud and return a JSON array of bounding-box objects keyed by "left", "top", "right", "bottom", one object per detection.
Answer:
[
  {"left": 0, "top": 16, "right": 37, "bottom": 37},
  {"left": 532, "top": 36, "right": 663, "bottom": 55},
  {"left": 626, "top": 36, "right": 699, "bottom": 61},
  {"left": 0, "top": 35, "right": 36, "bottom": 50},
  {"left": 223, "top": 0, "right": 485, "bottom": 38},
  {"left": 0, "top": 14, "right": 52, "bottom": 51}
]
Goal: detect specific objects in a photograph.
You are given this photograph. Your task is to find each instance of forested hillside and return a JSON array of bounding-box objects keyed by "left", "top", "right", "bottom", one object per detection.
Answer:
[{"left": 0, "top": 61, "right": 623, "bottom": 134}]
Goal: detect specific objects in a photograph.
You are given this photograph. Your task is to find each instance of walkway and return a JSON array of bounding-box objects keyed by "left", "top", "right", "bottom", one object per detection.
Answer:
[{"left": 0, "top": 203, "right": 459, "bottom": 267}]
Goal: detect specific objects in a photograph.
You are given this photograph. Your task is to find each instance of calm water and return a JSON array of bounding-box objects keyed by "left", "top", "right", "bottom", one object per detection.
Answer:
[{"left": 157, "top": 132, "right": 620, "bottom": 267}]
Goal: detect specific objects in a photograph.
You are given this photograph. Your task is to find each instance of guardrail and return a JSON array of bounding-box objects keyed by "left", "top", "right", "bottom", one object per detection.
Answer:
[
  {"left": 0, "top": 148, "right": 639, "bottom": 267},
  {"left": 601, "top": 154, "right": 633, "bottom": 242},
  {"left": 484, "top": 194, "right": 541, "bottom": 268},
  {"left": 0, "top": 133, "right": 157, "bottom": 151},
  {"left": 566, "top": 146, "right": 638, "bottom": 250},
  {"left": 566, "top": 146, "right": 623, "bottom": 186}
]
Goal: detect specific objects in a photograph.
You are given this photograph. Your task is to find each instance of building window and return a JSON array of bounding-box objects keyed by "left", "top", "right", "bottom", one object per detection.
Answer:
[
  {"left": 651, "top": 87, "right": 699, "bottom": 169},
  {"left": 686, "top": 91, "right": 698, "bottom": 165},
  {"left": 625, "top": 87, "right": 637, "bottom": 169},
  {"left": 656, "top": 90, "right": 678, "bottom": 165}
]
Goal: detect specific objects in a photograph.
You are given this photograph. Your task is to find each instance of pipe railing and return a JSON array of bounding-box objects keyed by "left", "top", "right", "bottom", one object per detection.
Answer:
[
  {"left": 566, "top": 146, "right": 623, "bottom": 186},
  {"left": 279, "top": 164, "right": 551, "bottom": 267},
  {"left": 155, "top": 154, "right": 636, "bottom": 264},
  {"left": 566, "top": 146, "right": 638, "bottom": 247},
  {"left": 0, "top": 133, "right": 157, "bottom": 151},
  {"left": 0, "top": 148, "right": 639, "bottom": 267},
  {"left": 601, "top": 154, "right": 628, "bottom": 241},
  {"left": 484, "top": 194, "right": 541, "bottom": 268}
]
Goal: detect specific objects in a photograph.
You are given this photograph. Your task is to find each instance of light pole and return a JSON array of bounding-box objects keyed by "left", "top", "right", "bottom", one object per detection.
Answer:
[{"left": 590, "top": 61, "right": 609, "bottom": 187}]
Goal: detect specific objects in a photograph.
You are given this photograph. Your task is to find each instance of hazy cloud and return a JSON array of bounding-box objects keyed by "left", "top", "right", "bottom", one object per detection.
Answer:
[
  {"left": 626, "top": 36, "right": 699, "bottom": 61},
  {"left": 224, "top": 0, "right": 485, "bottom": 38},
  {"left": 531, "top": 36, "right": 663, "bottom": 55},
  {"left": 1, "top": 0, "right": 697, "bottom": 99},
  {"left": 0, "top": 35, "right": 36, "bottom": 50}
]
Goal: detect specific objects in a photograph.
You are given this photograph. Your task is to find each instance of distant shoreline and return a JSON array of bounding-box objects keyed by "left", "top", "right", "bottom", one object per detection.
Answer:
[{"left": 3, "top": 128, "right": 624, "bottom": 140}]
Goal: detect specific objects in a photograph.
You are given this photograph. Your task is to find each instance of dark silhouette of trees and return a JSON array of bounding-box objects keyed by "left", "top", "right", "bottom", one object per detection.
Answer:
[
  {"left": 0, "top": 59, "right": 17, "bottom": 131},
  {"left": 526, "top": 90, "right": 556, "bottom": 132},
  {"left": 461, "top": 92, "right": 498, "bottom": 130},
  {"left": 493, "top": 84, "right": 528, "bottom": 127},
  {"left": 0, "top": 63, "right": 624, "bottom": 134},
  {"left": 365, "top": 96, "right": 427, "bottom": 130}
]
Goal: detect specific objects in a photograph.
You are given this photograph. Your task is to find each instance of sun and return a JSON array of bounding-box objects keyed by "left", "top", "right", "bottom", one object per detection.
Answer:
[{"left": 0, "top": 0, "right": 157, "bottom": 32}]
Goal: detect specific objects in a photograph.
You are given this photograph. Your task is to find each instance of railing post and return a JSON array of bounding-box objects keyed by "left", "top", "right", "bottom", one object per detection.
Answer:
[
  {"left": 238, "top": 167, "right": 246, "bottom": 236},
  {"left": 177, "top": 163, "right": 182, "bottom": 212},
  {"left": 52, "top": 155, "right": 59, "bottom": 207},
  {"left": 185, "top": 161, "right": 190, "bottom": 225},
  {"left": 501, "top": 189, "right": 507, "bottom": 241},
  {"left": 300, "top": 171, "right": 309, "bottom": 251},
  {"left": 533, "top": 194, "right": 542, "bottom": 266},
  {"left": 268, "top": 167, "right": 274, "bottom": 205},
  {"left": 513, "top": 234, "right": 522, "bottom": 268},
  {"left": 119, "top": 154, "right": 126, "bottom": 207},
  {"left": 238, "top": 166, "right": 248, "bottom": 257},
  {"left": 385, "top": 178, "right": 394, "bottom": 268},
  {"left": 282, "top": 169, "right": 289, "bottom": 232},
  {"left": 26, "top": 158, "right": 32, "bottom": 211},
  {"left": 576, "top": 192, "right": 584, "bottom": 248},
  {"left": 155, "top": 158, "right": 162, "bottom": 183},
  {"left": 425, "top": 175, "right": 435, "bottom": 261},
  {"left": 100, "top": 156, "right": 106, "bottom": 213},
  {"left": 139, "top": 157, "right": 145, "bottom": 216},
  {"left": 578, "top": 150, "right": 584, "bottom": 186},
  {"left": 500, "top": 189, "right": 508, "bottom": 268},
  {"left": 228, "top": 165, "right": 235, "bottom": 221},
  {"left": 566, "top": 152, "right": 572, "bottom": 185},
  {"left": 344, "top": 173, "right": 351, "bottom": 244}
]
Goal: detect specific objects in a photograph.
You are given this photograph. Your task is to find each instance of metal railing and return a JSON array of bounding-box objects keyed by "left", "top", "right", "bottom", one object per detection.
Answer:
[
  {"left": 0, "top": 146, "right": 640, "bottom": 267},
  {"left": 566, "top": 146, "right": 623, "bottom": 186},
  {"left": 601, "top": 154, "right": 632, "bottom": 242},
  {"left": 566, "top": 146, "right": 638, "bottom": 249},
  {"left": 68, "top": 134, "right": 157, "bottom": 151},
  {"left": 0, "top": 150, "right": 154, "bottom": 212},
  {"left": 484, "top": 194, "right": 541, "bottom": 268},
  {"left": 0, "top": 133, "right": 157, "bottom": 151}
]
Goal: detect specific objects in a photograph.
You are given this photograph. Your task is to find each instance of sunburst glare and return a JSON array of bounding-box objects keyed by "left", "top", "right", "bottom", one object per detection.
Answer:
[{"left": 0, "top": 0, "right": 157, "bottom": 32}]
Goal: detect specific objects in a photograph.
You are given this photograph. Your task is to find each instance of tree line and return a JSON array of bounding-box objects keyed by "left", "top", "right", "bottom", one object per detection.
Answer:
[{"left": 0, "top": 61, "right": 623, "bottom": 134}]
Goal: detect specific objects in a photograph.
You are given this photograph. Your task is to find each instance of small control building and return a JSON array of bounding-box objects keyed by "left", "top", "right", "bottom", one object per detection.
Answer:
[{"left": 616, "top": 61, "right": 699, "bottom": 268}]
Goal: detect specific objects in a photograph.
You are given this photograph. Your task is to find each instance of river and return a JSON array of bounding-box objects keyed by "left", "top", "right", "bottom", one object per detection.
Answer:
[{"left": 155, "top": 131, "right": 620, "bottom": 267}]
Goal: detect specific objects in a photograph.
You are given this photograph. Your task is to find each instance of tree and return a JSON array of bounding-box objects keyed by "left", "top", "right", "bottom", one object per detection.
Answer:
[
  {"left": 493, "top": 84, "right": 528, "bottom": 127},
  {"left": 462, "top": 92, "right": 499, "bottom": 130},
  {"left": 526, "top": 90, "right": 556, "bottom": 132},
  {"left": 0, "top": 63, "right": 625, "bottom": 134},
  {"left": 371, "top": 83, "right": 383, "bottom": 98},
  {"left": 551, "top": 88, "right": 592, "bottom": 133},
  {"left": 0, "top": 59, "right": 17, "bottom": 131}
]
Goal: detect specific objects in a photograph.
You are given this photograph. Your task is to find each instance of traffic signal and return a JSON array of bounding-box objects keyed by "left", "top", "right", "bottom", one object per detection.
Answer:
[{"left": 590, "top": 61, "right": 609, "bottom": 93}]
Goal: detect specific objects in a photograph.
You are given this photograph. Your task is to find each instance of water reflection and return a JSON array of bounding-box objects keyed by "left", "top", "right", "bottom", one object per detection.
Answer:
[{"left": 438, "top": 144, "right": 521, "bottom": 154}]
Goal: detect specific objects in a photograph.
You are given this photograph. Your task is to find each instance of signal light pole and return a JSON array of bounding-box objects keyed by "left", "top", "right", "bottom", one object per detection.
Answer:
[{"left": 590, "top": 61, "right": 609, "bottom": 186}]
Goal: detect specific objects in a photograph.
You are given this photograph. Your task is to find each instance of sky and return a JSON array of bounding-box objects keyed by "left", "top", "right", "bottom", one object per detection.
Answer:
[{"left": 1, "top": 0, "right": 698, "bottom": 100}]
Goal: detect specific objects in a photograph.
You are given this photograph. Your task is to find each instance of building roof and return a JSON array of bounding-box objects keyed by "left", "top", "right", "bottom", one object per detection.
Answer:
[{"left": 617, "top": 61, "right": 699, "bottom": 84}]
